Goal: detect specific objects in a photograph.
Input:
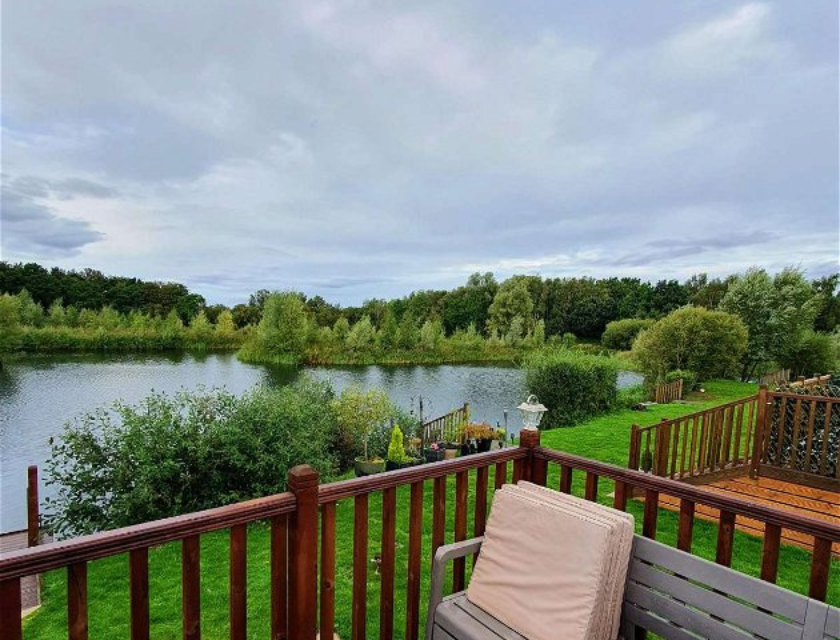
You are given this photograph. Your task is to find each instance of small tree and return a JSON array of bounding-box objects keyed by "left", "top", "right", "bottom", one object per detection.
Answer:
[
  {"left": 720, "top": 267, "right": 820, "bottom": 380},
  {"left": 419, "top": 318, "right": 444, "bottom": 351},
  {"left": 331, "top": 388, "right": 392, "bottom": 462},
  {"left": 258, "top": 292, "right": 309, "bottom": 360},
  {"left": 387, "top": 424, "right": 410, "bottom": 463},
  {"left": 487, "top": 279, "right": 534, "bottom": 336},
  {"left": 631, "top": 306, "right": 747, "bottom": 382}
]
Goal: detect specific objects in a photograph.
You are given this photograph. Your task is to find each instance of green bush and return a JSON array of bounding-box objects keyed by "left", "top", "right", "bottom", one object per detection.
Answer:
[
  {"left": 664, "top": 369, "right": 698, "bottom": 391},
  {"left": 44, "top": 378, "right": 338, "bottom": 537},
  {"left": 601, "top": 318, "right": 655, "bottom": 351},
  {"left": 631, "top": 306, "right": 747, "bottom": 382},
  {"left": 523, "top": 349, "right": 619, "bottom": 427},
  {"left": 778, "top": 330, "right": 837, "bottom": 379}
]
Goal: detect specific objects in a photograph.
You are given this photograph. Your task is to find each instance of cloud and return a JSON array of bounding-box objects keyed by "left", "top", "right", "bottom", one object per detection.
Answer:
[
  {"left": 1, "top": 179, "right": 105, "bottom": 257},
  {"left": 1, "top": 1, "right": 836, "bottom": 304}
]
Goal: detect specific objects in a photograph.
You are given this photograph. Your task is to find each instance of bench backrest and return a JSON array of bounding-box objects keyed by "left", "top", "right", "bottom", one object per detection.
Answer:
[{"left": 624, "top": 536, "right": 839, "bottom": 640}]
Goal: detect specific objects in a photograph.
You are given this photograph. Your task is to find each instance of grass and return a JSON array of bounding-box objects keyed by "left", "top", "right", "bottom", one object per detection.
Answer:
[{"left": 23, "top": 379, "right": 839, "bottom": 638}]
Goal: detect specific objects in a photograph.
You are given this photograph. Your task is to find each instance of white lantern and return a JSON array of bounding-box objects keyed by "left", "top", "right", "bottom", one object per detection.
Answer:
[{"left": 517, "top": 394, "right": 547, "bottom": 430}]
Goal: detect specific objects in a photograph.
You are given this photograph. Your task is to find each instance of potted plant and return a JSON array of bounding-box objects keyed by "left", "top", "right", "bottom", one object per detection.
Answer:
[
  {"left": 443, "top": 442, "right": 459, "bottom": 460},
  {"left": 494, "top": 427, "right": 507, "bottom": 449},
  {"left": 386, "top": 425, "right": 419, "bottom": 471},
  {"left": 424, "top": 441, "right": 444, "bottom": 463},
  {"left": 472, "top": 422, "right": 495, "bottom": 452},
  {"left": 333, "top": 388, "right": 389, "bottom": 477}
]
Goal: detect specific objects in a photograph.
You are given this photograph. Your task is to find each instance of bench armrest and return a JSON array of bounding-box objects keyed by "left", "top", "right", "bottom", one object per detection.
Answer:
[{"left": 425, "top": 537, "right": 484, "bottom": 640}]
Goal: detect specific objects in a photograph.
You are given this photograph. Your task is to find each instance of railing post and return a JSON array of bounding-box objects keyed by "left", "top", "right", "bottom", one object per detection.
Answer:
[
  {"left": 519, "top": 428, "right": 544, "bottom": 484},
  {"left": 628, "top": 425, "right": 640, "bottom": 471},
  {"left": 750, "top": 386, "right": 768, "bottom": 479},
  {"left": 654, "top": 419, "right": 669, "bottom": 477},
  {"left": 288, "top": 465, "right": 319, "bottom": 640},
  {"left": 27, "top": 465, "right": 39, "bottom": 548}
]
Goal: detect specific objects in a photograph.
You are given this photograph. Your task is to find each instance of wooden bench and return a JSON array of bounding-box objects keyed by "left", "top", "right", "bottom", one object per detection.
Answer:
[{"left": 427, "top": 536, "right": 840, "bottom": 640}]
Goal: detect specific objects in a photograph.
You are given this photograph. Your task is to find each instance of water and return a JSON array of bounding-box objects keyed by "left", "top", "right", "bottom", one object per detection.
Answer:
[{"left": 0, "top": 353, "right": 642, "bottom": 531}]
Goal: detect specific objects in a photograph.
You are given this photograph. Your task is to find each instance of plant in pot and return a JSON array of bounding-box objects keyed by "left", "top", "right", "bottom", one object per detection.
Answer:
[
  {"left": 494, "top": 427, "right": 507, "bottom": 449},
  {"left": 472, "top": 422, "right": 495, "bottom": 452},
  {"left": 386, "top": 424, "right": 419, "bottom": 471},
  {"left": 333, "top": 387, "right": 390, "bottom": 477},
  {"left": 424, "top": 441, "right": 445, "bottom": 463}
]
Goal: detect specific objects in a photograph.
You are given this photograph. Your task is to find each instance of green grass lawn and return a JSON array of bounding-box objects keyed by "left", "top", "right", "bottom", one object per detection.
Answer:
[{"left": 23, "top": 379, "right": 839, "bottom": 638}]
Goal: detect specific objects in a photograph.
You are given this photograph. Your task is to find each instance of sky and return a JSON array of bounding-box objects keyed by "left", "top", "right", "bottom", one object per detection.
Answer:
[{"left": 1, "top": 1, "right": 838, "bottom": 306}]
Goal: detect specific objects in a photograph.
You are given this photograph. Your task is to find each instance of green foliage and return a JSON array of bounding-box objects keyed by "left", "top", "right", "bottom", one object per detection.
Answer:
[
  {"left": 331, "top": 387, "right": 392, "bottom": 463},
  {"left": 664, "top": 369, "right": 698, "bottom": 391},
  {"left": 346, "top": 316, "right": 376, "bottom": 352},
  {"left": 419, "top": 318, "right": 444, "bottom": 351},
  {"left": 43, "top": 379, "right": 338, "bottom": 536},
  {"left": 523, "top": 349, "right": 619, "bottom": 427},
  {"left": 601, "top": 318, "right": 655, "bottom": 350},
  {"left": 247, "top": 292, "right": 309, "bottom": 362},
  {"left": 631, "top": 306, "right": 747, "bottom": 382},
  {"left": 440, "top": 272, "right": 497, "bottom": 335},
  {"left": 487, "top": 278, "right": 534, "bottom": 336},
  {"left": 720, "top": 267, "right": 821, "bottom": 380},
  {"left": 387, "top": 425, "right": 410, "bottom": 463},
  {"left": 777, "top": 330, "right": 837, "bottom": 378}
]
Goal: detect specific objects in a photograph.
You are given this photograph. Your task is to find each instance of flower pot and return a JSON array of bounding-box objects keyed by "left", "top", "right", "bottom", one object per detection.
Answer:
[
  {"left": 354, "top": 458, "right": 386, "bottom": 477},
  {"left": 443, "top": 447, "right": 458, "bottom": 460},
  {"left": 424, "top": 450, "right": 444, "bottom": 463},
  {"left": 460, "top": 443, "right": 476, "bottom": 456},
  {"left": 476, "top": 438, "right": 492, "bottom": 453}
]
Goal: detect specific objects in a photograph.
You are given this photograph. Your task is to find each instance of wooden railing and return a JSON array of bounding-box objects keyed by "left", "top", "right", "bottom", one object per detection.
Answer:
[
  {"left": 754, "top": 390, "right": 840, "bottom": 489},
  {"left": 421, "top": 403, "right": 469, "bottom": 445},
  {"left": 787, "top": 373, "right": 834, "bottom": 391},
  {"left": 2, "top": 432, "right": 839, "bottom": 640},
  {"left": 653, "top": 378, "right": 683, "bottom": 404},
  {"left": 629, "top": 394, "right": 760, "bottom": 481},
  {"left": 532, "top": 444, "right": 840, "bottom": 602}
]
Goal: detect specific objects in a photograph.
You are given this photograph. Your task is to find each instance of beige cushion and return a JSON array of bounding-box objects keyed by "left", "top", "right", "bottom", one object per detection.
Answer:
[
  {"left": 513, "top": 483, "right": 634, "bottom": 640},
  {"left": 466, "top": 487, "right": 612, "bottom": 640}
]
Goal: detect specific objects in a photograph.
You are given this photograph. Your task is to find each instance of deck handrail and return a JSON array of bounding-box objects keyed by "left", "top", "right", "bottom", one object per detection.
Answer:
[
  {"left": 0, "top": 433, "right": 837, "bottom": 640},
  {"left": 535, "top": 447, "right": 840, "bottom": 541}
]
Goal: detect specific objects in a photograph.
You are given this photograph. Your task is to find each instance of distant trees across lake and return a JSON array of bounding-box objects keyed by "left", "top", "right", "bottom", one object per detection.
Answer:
[{"left": 1, "top": 262, "right": 837, "bottom": 375}]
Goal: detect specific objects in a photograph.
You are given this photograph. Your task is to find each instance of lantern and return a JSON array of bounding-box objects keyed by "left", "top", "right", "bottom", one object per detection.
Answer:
[{"left": 517, "top": 394, "right": 547, "bottom": 431}]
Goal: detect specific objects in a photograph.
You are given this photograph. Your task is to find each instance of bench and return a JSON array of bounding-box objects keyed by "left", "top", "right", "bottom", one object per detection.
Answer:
[{"left": 427, "top": 536, "right": 840, "bottom": 640}]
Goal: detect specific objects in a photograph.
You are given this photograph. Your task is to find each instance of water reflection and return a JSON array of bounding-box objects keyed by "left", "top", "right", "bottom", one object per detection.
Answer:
[{"left": 0, "top": 353, "right": 642, "bottom": 530}]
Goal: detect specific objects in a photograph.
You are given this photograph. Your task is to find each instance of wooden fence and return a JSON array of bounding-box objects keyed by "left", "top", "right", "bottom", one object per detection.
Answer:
[
  {"left": 2, "top": 432, "right": 839, "bottom": 640},
  {"left": 421, "top": 403, "right": 469, "bottom": 446},
  {"left": 629, "top": 395, "right": 760, "bottom": 481},
  {"left": 788, "top": 374, "right": 834, "bottom": 391},
  {"left": 629, "top": 387, "right": 840, "bottom": 491},
  {"left": 760, "top": 368, "right": 791, "bottom": 387},
  {"left": 753, "top": 390, "right": 840, "bottom": 490},
  {"left": 653, "top": 378, "right": 683, "bottom": 404}
]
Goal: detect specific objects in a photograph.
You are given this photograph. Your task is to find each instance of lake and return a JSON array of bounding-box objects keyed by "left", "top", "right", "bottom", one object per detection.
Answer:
[{"left": 0, "top": 353, "right": 643, "bottom": 531}]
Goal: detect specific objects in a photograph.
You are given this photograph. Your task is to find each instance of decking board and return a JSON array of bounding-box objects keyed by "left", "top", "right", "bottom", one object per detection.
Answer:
[{"left": 655, "top": 475, "right": 840, "bottom": 556}]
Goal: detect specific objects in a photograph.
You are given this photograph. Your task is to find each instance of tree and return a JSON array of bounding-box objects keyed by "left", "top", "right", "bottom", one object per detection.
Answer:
[
  {"left": 0, "top": 294, "right": 21, "bottom": 353},
  {"left": 215, "top": 309, "right": 236, "bottom": 337},
  {"left": 440, "top": 273, "right": 497, "bottom": 335},
  {"left": 257, "top": 292, "right": 310, "bottom": 359},
  {"left": 419, "top": 318, "right": 444, "bottom": 351},
  {"left": 487, "top": 279, "right": 534, "bottom": 336},
  {"left": 812, "top": 273, "right": 840, "bottom": 333},
  {"left": 379, "top": 311, "right": 399, "bottom": 351},
  {"left": 720, "top": 267, "right": 820, "bottom": 380},
  {"left": 346, "top": 316, "right": 376, "bottom": 352},
  {"left": 631, "top": 306, "right": 748, "bottom": 382},
  {"left": 397, "top": 313, "right": 419, "bottom": 349}
]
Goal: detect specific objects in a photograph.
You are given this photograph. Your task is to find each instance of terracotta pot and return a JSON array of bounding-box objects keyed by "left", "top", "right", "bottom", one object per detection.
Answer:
[{"left": 443, "top": 448, "right": 458, "bottom": 460}]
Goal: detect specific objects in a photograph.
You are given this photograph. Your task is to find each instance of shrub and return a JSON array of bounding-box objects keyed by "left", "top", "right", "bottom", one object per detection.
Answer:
[
  {"left": 387, "top": 425, "right": 410, "bottom": 463},
  {"left": 44, "top": 378, "right": 338, "bottom": 536},
  {"left": 523, "top": 349, "right": 619, "bottom": 427},
  {"left": 664, "top": 369, "right": 698, "bottom": 391},
  {"left": 777, "top": 330, "right": 837, "bottom": 379},
  {"left": 331, "top": 387, "right": 392, "bottom": 466},
  {"left": 617, "top": 384, "right": 647, "bottom": 409},
  {"left": 631, "top": 306, "right": 747, "bottom": 382},
  {"left": 601, "top": 318, "right": 655, "bottom": 351}
]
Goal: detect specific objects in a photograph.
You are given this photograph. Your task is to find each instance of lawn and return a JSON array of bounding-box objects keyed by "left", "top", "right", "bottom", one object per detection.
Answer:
[{"left": 22, "top": 379, "right": 839, "bottom": 638}]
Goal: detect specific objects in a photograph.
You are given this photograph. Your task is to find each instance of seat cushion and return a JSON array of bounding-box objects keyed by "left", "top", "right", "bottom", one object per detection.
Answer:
[
  {"left": 466, "top": 487, "right": 612, "bottom": 640},
  {"left": 512, "top": 483, "right": 634, "bottom": 640}
]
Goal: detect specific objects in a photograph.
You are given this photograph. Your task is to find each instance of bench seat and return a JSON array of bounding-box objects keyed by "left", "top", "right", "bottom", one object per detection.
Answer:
[{"left": 428, "top": 536, "right": 840, "bottom": 640}]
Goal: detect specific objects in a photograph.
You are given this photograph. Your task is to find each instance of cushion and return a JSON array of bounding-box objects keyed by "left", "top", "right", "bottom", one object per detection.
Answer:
[
  {"left": 466, "top": 487, "right": 612, "bottom": 640},
  {"left": 513, "top": 483, "right": 634, "bottom": 640}
]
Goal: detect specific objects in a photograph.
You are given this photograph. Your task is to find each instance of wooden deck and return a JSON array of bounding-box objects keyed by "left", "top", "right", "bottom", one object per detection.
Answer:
[{"left": 659, "top": 474, "right": 840, "bottom": 556}]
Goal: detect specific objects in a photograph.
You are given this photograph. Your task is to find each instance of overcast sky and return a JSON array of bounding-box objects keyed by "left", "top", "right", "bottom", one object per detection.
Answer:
[{"left": 2, "top": 1, "right": 838, "bottom": 305}]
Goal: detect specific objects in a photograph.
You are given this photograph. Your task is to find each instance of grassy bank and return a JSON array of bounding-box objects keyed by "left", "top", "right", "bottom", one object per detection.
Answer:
[{"left": 23, "top": 380, "right": 838, "bottom": 638}]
